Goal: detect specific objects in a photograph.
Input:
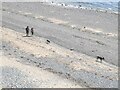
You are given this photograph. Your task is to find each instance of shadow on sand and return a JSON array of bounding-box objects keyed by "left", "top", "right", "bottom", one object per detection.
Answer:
[{"left": 22, "top": 36, "right": 32, "bottom": 37}]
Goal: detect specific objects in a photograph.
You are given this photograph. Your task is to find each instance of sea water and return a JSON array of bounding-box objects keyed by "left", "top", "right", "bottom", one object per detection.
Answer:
[{"left": 45, "top": 0, "right": 118, "bottom": 13}]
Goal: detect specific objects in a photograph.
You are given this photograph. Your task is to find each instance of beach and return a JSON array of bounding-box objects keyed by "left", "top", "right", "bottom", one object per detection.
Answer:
[{"left": 1, "top": 2, "right": 118, "bottom": 88}]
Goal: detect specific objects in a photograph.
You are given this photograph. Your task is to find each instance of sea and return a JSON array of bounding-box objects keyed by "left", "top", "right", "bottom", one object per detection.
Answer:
[{"left": 44, "top": 0, "right": 118, "bottom": 13}]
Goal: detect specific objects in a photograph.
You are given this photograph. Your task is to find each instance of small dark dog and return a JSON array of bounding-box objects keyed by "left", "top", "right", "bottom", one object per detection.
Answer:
[
  {"left": 70, "top": 48, "right": 74, "bottom": 51},
  {"left": 46, "top": 40, "right": 50, "bottom": 44},
  {"left": 96, "top": 56, "right": 105, "bottom": 63}
]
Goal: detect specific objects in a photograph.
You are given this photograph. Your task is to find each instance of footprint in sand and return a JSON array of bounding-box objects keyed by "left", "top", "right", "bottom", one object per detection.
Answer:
[
  {"left": 92, "top": 50, "right": 95, "bottom": 52},
  {"left": 34, "top": 61, "right": 37, "bottom": 64},
  {"left": 105, "top": 76, "right": 113, "bottom": 81},
  {"left": 84, "top": 81, "right": 87, "bottom": 84},
  {"left": 5, "top": 49, "right": 7, "bottom": 51},
  {"left": 58, "top": 72, "right": 63, "bottom": 75},
  {"left": 36, "top": 63, "right": 41, "bottom": 67},
  {"left": 52, "top": 50, "right": 55, "bottom": 52},
  {"left": 16, "top": 47, "right": 19, "bottom": 49},
  {"left": 27, "top": 58, "right": 29, "bottom": 60},
  {"left": 66, "top": 73, "right": 70, "bottom": 77},
  {"left": 66, "top": 55, "right": 69, "bottom": 57},
  {"left": 79, "top": 58, "right": 82, "bottom": 60},
  {"left": 14, "top": 50, "right": 16, "bottom": 52},
  {"left": 88, "top": 65, "right": 90, "bottom": 66},
  {"left": 20, "top": 56, "right": 24, "bottom": 58},
  {"left": 71, "top": 61, "right": 73, "bottom": 63},
  {"left": 54, "top": 84, "right": 56, "bottom": 86},
  {"left": 8, "top": 53, "right": 11, "bottom": 55},
  {"left": 2, "top": 46, "right": 6, "bottom": 48},
  {"left": 106, "top": 76, "right": 113, "bottom": 81},
  {"left": 101, "top": 75, "right": 104, "bottom": 78},
  {"left": 41, "top": 46, "right": 45, "bottom": 48},
  {"left": 30, "top": 54, "right": 35, "bottom": 57},
  {"left": 95, "top": 73, "right": 97, "bottom": 75},
  {"left": 29, "top": 59, "right": 33, "bottom": 62},
  {"left": 109, "top": 78, "right": 113, "bottom": 81}
]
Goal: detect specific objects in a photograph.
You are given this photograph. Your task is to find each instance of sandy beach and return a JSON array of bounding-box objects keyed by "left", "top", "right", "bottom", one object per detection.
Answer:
[{"left": 1, "top": 2, "right": 118, "bottom": 88}]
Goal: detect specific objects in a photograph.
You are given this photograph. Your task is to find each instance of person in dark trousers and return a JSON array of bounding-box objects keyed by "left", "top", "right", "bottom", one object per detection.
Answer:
[
  {"left": 31, "top": 27, "right": 34, "bottom": 35},
  {"left": 25, "top": 26, "right": 29, "bottom": 36}
]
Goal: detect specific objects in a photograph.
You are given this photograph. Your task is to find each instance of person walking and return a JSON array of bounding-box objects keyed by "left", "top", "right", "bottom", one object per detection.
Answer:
[
  {"left": 31, "top": 27, "right": 34, "bottom": 35},
  {"left": 25, "top": 26, "right": 29, "bottom": 36}
]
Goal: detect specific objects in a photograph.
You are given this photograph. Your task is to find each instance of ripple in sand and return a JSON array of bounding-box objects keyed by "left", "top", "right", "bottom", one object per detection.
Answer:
[
  {"left": 34, "top": 16, "right": 44, "bottom": 19},
  {"left": 24, "top": 12, "right": 32, "bottom": 15}
]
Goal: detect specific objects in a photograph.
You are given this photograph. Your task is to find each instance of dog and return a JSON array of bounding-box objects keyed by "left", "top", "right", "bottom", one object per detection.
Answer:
[
  {"left": 70, "top": 48, "right": 74, "bottom": 51},
  {"left": 96, "top": 56, "right": 105, "bottom": 63},
  {"left": 46, "top": 40, "right": 50, "bottom": 44}
]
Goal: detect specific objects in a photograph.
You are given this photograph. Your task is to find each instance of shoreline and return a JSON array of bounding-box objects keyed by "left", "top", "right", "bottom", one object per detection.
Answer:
[{"left": 44, "top": 2, "right": 118, "bottom": 15}]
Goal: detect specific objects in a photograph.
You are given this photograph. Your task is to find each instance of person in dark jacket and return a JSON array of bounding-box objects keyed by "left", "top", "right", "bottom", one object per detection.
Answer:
[
  {"left": 25, "top": 26, "right": 29, "bottom": 36},
  {"left": 31, "top": 27, "right": 34, "bottom": 35}
]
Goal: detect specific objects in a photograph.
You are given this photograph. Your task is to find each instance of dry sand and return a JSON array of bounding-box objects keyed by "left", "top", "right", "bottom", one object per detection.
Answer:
[
  {"left": 1, "top": 2, "right": 118, "bottom": 88},
  {"left": 1, "top": 27, "right": 118, "bottom": 88}
]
